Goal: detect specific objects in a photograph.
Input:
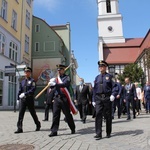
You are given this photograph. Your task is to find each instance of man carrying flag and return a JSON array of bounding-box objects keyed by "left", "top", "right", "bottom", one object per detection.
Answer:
[{"left": 48, "top": 64, "right": 76, "bottom": 137}]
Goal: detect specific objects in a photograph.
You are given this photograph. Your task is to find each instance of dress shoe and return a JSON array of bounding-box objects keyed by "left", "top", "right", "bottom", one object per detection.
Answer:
[
  {"left": 94, "top": 135, "right": 102, "bottom": 139},
  {"left": 126, "top": 117, "right": 131, "bottom": 120},
  {"left": 49, "top": 132, "right": 57, "bottom": 137},
  {"left": 106, "top": 134, "right": 111, "bottom": 138},
  {"left": 71, "top": 130, "right": 75, "bottom": 134},
  {"left": 35, "top": 123, "right": 41, "bottom": 131},
  {"left": 112, "top": 116, "right": 114, "bottom": 119},
  {"left": 14, "top": 129, "right": 23, "bottom": 134},
  {"left": 133, "top": 116, "right": 136, "bottom": 119},
  {"left": 82, "top": 120, "right": 86, "bottom": 124}
]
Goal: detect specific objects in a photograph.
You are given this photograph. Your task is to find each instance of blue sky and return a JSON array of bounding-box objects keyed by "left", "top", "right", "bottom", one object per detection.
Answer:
[{"left": 33, "top": 0, "right": 150, "bottom": 85}]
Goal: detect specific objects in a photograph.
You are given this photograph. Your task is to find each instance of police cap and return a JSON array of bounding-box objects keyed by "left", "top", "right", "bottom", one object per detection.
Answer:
[
  {"left": 24, "top": 66, "right": 32, "bottom": 72},
  {"left": 98, "top": 60, "right": 108, "bottom": 67},
  {"left": 56, "top": 64, "right": 66, "bottom": 71}
]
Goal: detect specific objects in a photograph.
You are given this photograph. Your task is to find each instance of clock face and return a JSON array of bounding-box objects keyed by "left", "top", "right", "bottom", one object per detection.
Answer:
[{"left": 108, "top": 26, "right": 113, "bottom": 32}]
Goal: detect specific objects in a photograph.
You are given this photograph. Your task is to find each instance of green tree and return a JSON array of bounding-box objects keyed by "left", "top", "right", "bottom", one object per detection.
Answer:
[{"left": 117, "top": 63, "right": 144, "bottom": 84}]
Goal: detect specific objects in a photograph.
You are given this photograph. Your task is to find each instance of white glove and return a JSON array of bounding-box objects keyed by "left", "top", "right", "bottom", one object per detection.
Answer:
[
  {"left": 19, "top": 93, "right": 25, "bottom": 99},
  {"left": 50, "top": 77, "right": 56, "bottom": 82},
  {"left": 110, "top": 95, "right": 115, "bottom": 102},
  {"left": 48, "top": 81, "right": 56, "bottom": 87},
  {"left": 17, "top": 100, "right": 19, "bottom": 106},
  {"left": 92, "top": 102, "right": 96, "bottom": 107}
]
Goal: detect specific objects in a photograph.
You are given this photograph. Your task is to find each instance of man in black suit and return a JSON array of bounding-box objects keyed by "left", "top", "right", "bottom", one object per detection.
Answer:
[
  {"left": 75, "top": 78, "right": 91, "bottom": 123},
  {"left": 123, "top": 77, "right": 137, "bottom": 120},
  {"left": 43, "top": 86, "right": 55, "bottom": 121}
]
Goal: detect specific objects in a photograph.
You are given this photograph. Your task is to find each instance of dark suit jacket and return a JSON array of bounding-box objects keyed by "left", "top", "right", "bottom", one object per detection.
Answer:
[
  {"left": 123, "top": 83, "right": 137, "bottom": 101},
  {"left": 75, "top": 84, "right": 90, "bottom": 105}
]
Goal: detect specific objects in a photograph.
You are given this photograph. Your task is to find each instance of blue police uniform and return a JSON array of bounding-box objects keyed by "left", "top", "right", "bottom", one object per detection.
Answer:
[
  {"left": 49, "top": 65, "right": 75, "bottom": 137},
  {"left": 112, "top": 82, "right": 122, "bottom": 119},
  {"left": 16, "top": 77, "right": 41, "bottom": 133},
  {"left": 93, "top": 72, "right": 117, "bottom": 138},
  {"left": 92, "top": 60, "right": 117, "bottom": 139},
  {"left": 143, "top": 84, "right": 150, "bottom": 113}
]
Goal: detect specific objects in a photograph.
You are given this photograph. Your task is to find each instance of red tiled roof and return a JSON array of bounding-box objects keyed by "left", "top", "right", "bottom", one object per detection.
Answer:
[{"left": 103, "top": 38, "right": 144, "bottom": 64}]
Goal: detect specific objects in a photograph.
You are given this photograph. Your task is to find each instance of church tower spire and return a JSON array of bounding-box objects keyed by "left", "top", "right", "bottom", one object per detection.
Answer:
[{"left": 97, "top": 0, "right": 125, "bottom": 60}]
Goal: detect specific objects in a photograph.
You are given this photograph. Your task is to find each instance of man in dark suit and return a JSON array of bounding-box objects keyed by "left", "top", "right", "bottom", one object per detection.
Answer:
[
  {"left": 43, "top": 86, "right": 55, "bottom": 121},
  {"left": 75, "top": 78, "right": 91, "bottom": 123},
  {"left": 123, "top": 77, "right": 137, "bottom": 120}
]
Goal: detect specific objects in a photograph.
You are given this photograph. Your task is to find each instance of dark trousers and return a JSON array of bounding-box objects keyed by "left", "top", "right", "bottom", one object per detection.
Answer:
[
  {"left": 44, "top": 104, "right": 51, "bottom": 120},
  {"left": 112, "top": 98, "right": 121, "bottom": 118},
  {"left": 95, "top": 95, "right": 112, "bottom": 136},
  {"left": 78, "top": 103, "right": 88, "bottom": 121},
  {"left": 51, "top": 97, "right": 75, "bottom": 133},
  {"left": 17, "top": 98, "right": 40, "bottom": 130},
  {"left": 126, "top": 99, "right": 136, "bottom": 118},
  {"left": 135, "top": 99, "right": 141, "bottom": 113}
]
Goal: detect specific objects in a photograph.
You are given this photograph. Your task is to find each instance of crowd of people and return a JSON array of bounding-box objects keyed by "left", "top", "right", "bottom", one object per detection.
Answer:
[{"left": 14, "top": 61, "right": 150, "bottom": 141}]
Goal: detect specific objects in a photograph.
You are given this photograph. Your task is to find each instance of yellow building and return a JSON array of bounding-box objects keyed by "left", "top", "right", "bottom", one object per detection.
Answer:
[{"left": 0, "top": 0, "right": 33, "bottom": 109}]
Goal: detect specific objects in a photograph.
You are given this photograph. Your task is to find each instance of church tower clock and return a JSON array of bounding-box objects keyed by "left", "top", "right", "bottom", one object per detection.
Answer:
[{"left": 97, "top": 0, "right": 125, "bottom": 60}]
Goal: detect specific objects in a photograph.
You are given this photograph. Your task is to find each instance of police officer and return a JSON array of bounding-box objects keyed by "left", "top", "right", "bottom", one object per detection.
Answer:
[
  {"left": 112, "top": 79, "right": 122, "bottom": 119},
  {"left": 92, "top": 60, "right": 117, "bottom": 140},
  {"left": 14, "top": 67, "right": 41, "bottom": 133},
  {"left": 48, "top": 64, "right": 75, "bottom": 137}
]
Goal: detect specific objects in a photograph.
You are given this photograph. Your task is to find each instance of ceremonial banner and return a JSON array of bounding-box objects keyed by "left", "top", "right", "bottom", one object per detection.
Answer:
[{"left": 56, "top": 75, "right": 78, "bottom": 115}]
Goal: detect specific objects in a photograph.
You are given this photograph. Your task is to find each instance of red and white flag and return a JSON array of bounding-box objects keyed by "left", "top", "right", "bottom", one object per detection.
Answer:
[{"left": 56, "top": 75, "right": 78, "bottom": 115}]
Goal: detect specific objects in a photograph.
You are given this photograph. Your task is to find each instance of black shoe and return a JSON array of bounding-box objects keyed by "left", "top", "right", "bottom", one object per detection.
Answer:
[
  {"left": 42, "top": 119, "right": 48, "bottom": 121},
  {"left": 127, "top": 117, "right": 131, "bottom": 120},
  {"left": 71, "top": 130, "right": 75, "bottom": 134},
  {"left": 49, "top": 132, "right": 57, "bottom": 137},
  {"left": 94, "top": 135, "right": 102, "bottom": 139},
  {"left": 14, "top": 129, "right": 23, "bottom": 134},
  {"left": 36, "top": 123, "right": 41, "bottom": 131},
  {"left": 112, "top": 116, "right": 114, "bottom": 119},
  {"left": 118, "top": 116, "right": 120, "bottom": 119},
  {"left": 83, "top": 120, "right": 86, "bottom": 124},
  {"left": 133, "top": 116, "right": 136, "bottom": 119},
  {"left": 106, "top": 134, "right": 111, "bottom": 138}
]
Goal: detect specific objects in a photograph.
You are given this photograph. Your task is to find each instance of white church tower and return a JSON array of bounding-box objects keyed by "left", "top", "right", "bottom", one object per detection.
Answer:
[{"left": 97, "top": 0, "right": 125, "bottom": 60}]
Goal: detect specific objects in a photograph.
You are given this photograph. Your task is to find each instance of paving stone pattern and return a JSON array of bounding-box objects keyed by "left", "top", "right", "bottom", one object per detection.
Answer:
[{"left": 0, "top": 110, "right": 150, "bottom": 150}]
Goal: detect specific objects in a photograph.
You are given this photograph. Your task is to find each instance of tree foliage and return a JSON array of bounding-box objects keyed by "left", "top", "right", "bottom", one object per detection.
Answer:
[{"left": 117, "top": 63, "right": 144, "bottom": 84}]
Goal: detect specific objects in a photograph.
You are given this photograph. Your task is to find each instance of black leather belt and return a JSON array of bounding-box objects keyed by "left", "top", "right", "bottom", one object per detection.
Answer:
[{"left": 97, "top": 93, "right": 111, "bottom": 98}]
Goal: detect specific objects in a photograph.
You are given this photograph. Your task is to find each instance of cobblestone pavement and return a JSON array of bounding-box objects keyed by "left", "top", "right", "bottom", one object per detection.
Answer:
[{"left": 0, "top": 109, "right": 150, "bottom": 150}]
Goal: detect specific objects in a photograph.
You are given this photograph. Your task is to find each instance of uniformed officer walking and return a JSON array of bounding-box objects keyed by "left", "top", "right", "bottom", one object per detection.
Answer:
[
  {"left": 14, "top": 67, "right": 41, "bottom": 133},
  {"left": 92, "top": 60, "right": 117, "bottom": 140},
  {"left": 48, "top": 64, "right": 75, "bottom": 137}
]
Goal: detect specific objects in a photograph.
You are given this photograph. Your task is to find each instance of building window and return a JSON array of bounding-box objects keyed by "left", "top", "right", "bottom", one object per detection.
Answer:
[
  {"left": 11, "top": 10, "right": 17, "bottom": 30},
  {"left": 35, "top": 42, "right": 40, "bottom": 52},
  {"left": 9, "top": 41, "right": 18, "bottom": 61},
  {"left": 109, "top": 65, "right": 125, "bottom": 77},
  {"left": 0, "top": 33, "right": 5, "bottom": 55},
  {"left": 1, "top": 0, "right": 7, "bottom": 20},
  {"left": 8, "top": 76, "right": 16, "bottom": 106},
  {"left": 26, "top": 9, "right": 30, "bottom": 28},
  {"left": 35, "top": 24, "right": 40, "bottom": 32},
  {"left": 106, "top": 0, "right": 111, "bottom": 13},
  {"left": 25, "top": 34, "right": 29, "bottom": 53},
  {"left": 26, "top": 0, "right": 31, "bottom": 6}
]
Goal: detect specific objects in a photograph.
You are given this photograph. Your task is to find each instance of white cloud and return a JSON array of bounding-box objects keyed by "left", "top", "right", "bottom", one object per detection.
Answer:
[{"left": 34, "top": 0, "right": 60, "bottom": 12}]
